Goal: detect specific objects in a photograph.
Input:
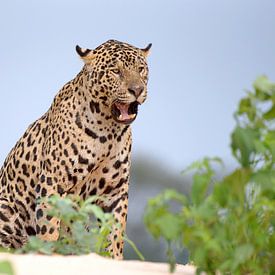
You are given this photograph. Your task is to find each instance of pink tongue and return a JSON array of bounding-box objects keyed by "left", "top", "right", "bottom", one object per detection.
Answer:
[{"left": 116, "top": 103, "right": 131, "bottom": 120}]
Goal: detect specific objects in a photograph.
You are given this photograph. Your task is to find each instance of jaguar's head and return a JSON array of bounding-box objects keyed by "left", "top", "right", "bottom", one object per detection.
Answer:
[{"left": 76, "top": 40, "right": 151, "bottom": 125}]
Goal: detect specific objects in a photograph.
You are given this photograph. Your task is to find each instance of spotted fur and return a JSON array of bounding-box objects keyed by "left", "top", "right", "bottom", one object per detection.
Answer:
[{"left": 0, "top": 40, "right": 151, "bottom": 259}]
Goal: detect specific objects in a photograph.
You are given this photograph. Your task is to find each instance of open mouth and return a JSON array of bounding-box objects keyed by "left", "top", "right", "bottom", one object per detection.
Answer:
[{"left": 111, "top": 101, "right": 139, "bottom": 124}]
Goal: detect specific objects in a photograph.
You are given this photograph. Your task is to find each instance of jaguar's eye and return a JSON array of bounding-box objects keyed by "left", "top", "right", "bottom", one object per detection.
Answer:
[{"left": 112, "top": 69, "right": 121, "bottom": 75}]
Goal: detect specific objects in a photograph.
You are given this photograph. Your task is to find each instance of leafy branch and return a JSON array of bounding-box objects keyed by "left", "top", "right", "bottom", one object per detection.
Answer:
[
  {"left": 19, "top": 195, "right": 143, "bottom": 260},
  {"left": 144, "top": 76, "right": 275, "bottom": 274}
]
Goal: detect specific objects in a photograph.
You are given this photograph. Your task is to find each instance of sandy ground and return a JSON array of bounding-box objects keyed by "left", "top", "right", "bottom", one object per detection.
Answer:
[{"left": 0, "top": 253, "right": 196, "bottom": 275}]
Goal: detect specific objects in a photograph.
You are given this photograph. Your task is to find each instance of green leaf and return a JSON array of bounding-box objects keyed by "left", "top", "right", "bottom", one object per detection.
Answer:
[
  {"left": 253, "top": 75, "right": 273, "bottom": 100},
  {"left": 0, "top": 261, "right": 14, "bottom": 275},
  {"left": 161, "top": 189, "right": 187, "bottom": 204},
  {"left": 182, "top": 157, "right": 222, "bottom": 174},
  {"left": 191, "top": 173, "right": 211, "bottom": 206},
  {"left": 233, "top": 244, "right": 254, "bottom": 267},
  {"left": 85, "top": 204, "right": 105, "bottom": 220},
  {"left": 154, "top": 213, "right": 183, "bottom": 241},
  {"left": 253, "top": 140, "right": 266, "bottom": 155},
  {"left": 251, "top": 170, "right": 275, "bottom": 193},
  {"left": 265, "top": 131, "right": 275, "bottom": 160},
  {"left": 213, "top": 183, "right": 230, "bottom": 207},
  {"left": 231, "top": 127, "right": 259, "bottom": 167},
  {"left": 263, "top": 104, "right": 275, "bottom": 120},
  {"left": 238, "top": 97, "right": 256, "bottom": 121},
  {"left": 238, "top": 98, "right": 251, "bottom": 114},
  {"left": 224, "top": 168, "right": 251, "bottom": 196}
]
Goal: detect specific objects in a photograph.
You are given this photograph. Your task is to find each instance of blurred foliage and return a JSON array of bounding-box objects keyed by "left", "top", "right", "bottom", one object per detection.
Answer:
[
  {"left": 20, "top": 195, "right": 114, "bottom": 256},
  {"left": 19, "top": 195, "right": 143, "bottom": 260},
  {"left": 144, "top": 76, "right": 275, "bottom": 274},
  {"left": 0, "top": 260, "right": 14, "bottom": 275},
  {"left": 125, "top": 159, "right": 191, "bottom": 263}
]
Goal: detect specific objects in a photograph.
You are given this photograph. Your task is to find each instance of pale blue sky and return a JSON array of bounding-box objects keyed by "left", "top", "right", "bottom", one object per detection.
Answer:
[{"left": 1, "top": 0, "right": 275, "bottom": 172}]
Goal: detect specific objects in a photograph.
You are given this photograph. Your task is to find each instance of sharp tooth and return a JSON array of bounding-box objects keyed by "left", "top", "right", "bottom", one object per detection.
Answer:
[
  {"left": 118, "top": 114, "right": 136, "bottom": 121},
  {"left": 129, "top": 114, "right": 136, "bottom": 119}
]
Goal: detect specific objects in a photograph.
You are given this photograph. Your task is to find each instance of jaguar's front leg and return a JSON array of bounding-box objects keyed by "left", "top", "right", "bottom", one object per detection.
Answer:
[
  {"left": 101, "top": 190, "right": 128, "bottom": 260},
  {"left": 35, "top": 175, "right": 61, "bottom": 242}
]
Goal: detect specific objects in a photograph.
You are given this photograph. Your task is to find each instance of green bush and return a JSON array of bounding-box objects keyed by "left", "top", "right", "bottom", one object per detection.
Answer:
[
  {"left": 19, "top": 195, "right": 143, "bottom": 260},
  {"left": 144, "top": 76, "right": 275, "bottom": 274},
  {"left": 0, "top": 260, "right": 14, "bottom": 275},
  {"left": 20, "top": 195, "right": 114, "bottom": 256},
  {"left": 0, "top": 195, "right": 141, "bottom": 274}
]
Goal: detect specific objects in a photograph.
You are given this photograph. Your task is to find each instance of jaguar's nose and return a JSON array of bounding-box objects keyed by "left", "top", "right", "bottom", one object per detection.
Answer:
[{"left": 128, "top": 85, "right": 144, "bottom": 98}]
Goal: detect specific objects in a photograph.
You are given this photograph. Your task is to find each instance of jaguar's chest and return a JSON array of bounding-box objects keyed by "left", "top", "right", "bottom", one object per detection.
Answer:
[{"left": 59, "top": 126, "right": 132, "bottom": 195}]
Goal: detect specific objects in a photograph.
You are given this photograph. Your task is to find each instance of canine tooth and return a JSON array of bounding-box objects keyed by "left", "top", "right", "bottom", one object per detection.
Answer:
[
  {"left": 129, "top": 114, "right": 136, "bottom": 119},
  {"left": 119, "top": 114, "right": 123, "bottom": 120}
]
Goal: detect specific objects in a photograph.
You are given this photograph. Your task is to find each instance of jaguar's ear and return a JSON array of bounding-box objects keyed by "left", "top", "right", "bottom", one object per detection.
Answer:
[
  {"left": 76, "top": 45, "right": 95, "bottom": 63},
  {"left": 140, "top": 43, "right": 152, "bottom": 57}
]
